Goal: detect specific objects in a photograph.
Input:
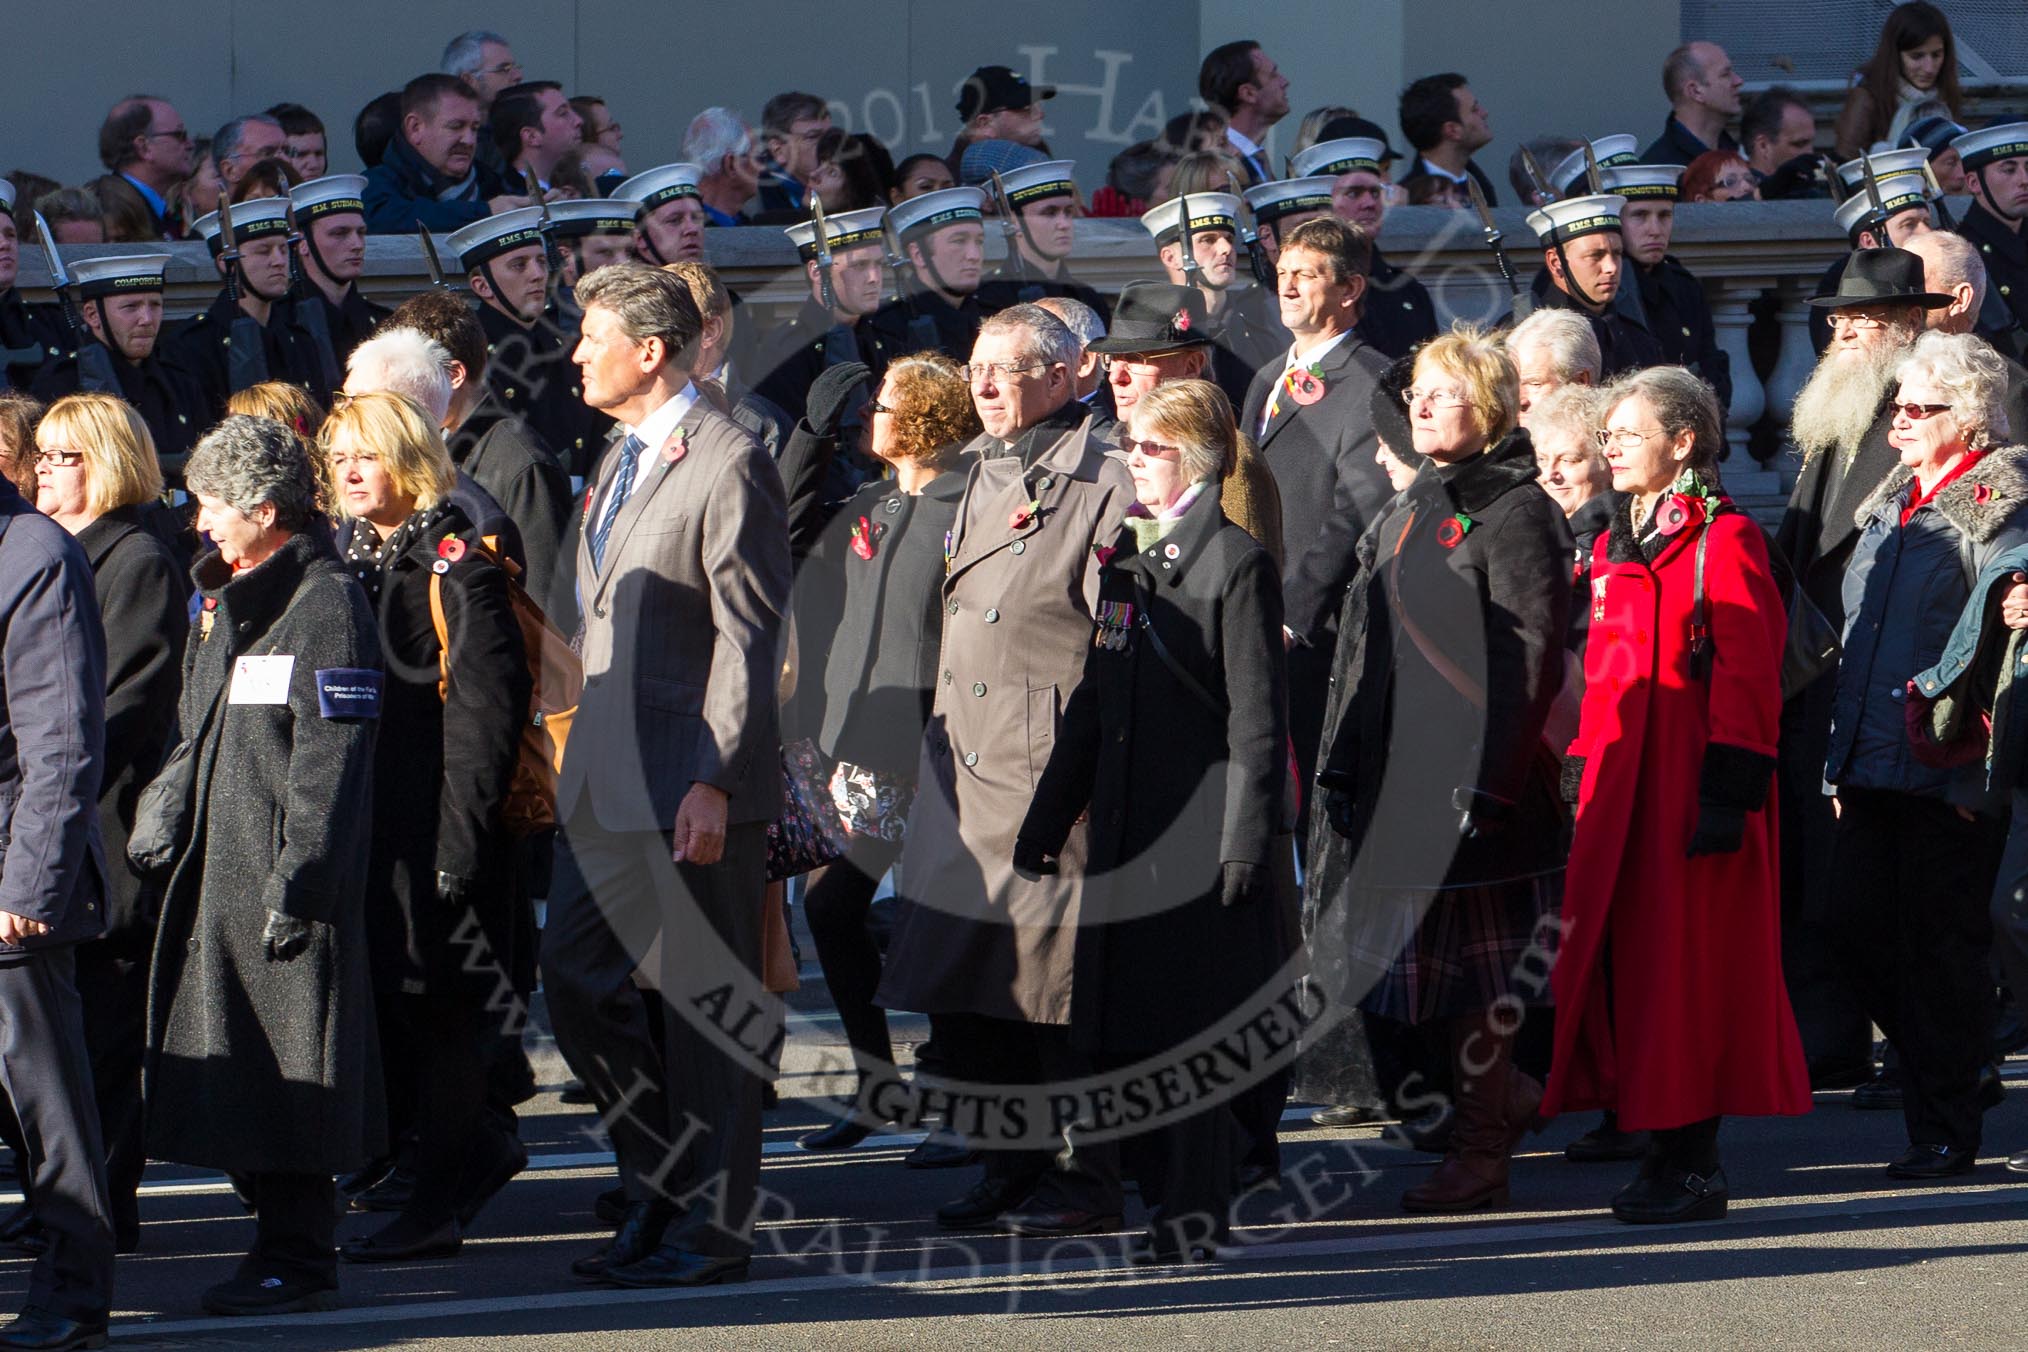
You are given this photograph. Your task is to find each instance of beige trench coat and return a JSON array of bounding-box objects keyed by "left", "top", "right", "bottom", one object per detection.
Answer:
[{"left": 877, "top": 417, "right": 1133, "bottom": 1025}]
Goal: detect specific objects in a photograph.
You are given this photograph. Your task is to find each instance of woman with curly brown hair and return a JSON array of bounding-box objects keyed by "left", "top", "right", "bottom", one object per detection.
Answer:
[{"left": 786, "top": 351, "right": 981, "bottom": 1150}]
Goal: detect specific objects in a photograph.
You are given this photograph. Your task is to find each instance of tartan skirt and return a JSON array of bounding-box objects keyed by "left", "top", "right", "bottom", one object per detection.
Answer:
[{"left": 1343, "top": 872, "right": 1564, "bottom": 1026}]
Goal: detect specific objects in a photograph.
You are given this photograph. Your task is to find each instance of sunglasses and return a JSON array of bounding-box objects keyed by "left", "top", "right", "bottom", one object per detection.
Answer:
[{"left": 1891, "top": 401, "right": 1953, "bottom": 421}]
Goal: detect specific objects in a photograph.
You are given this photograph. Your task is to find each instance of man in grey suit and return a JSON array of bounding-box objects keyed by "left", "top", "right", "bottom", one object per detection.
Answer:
[{"left": 540, "top": 263, "right": 790, "bottom": 1289}]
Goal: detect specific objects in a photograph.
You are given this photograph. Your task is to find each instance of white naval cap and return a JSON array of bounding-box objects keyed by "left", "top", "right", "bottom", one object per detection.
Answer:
[
  {"left": 1598, "top": 163, "right": 1684, "bottom": 201},
  {"left": 1549, "top": 135, "right": 1641, "bottom": 195},
  {"left": 1835, "top": 146, "right": 1931, "bottom": 196},
  {"left": 288, "top": 174, "right": 369, "bottom": 222},
  {"left": 886, "top": 186, "right": 987, "bottom": 242},
  {"left": 70, "top": 252, "right": 171, "bottom": 299},
  {"left": 783, "top": 206, "right": 888, "bottom": 261},
  {"left": 444, "top": 206, "right": 546, "bottom": 270},
  {"left": 1139, "top": 192, "right": 1240, "bottom": 246},
  {"left": 1291, "top": 138, "right": 1386, "bottom": 180},
  {"left": 1950, "top": 123, "right": 2028, "bottom": 173},
  {"left": 190, "top": 197, "right": 291, "bottom": 253},
  {"left": 1242, "top": 176, "right": 1337, "bottom": 224},
  {"left": 612, "top": 163, "right": 703, "bottom": 212},
  {"left": 1833, "top": 172, "right": 1935, "bottom": 240},
  {"left": 545, "top": 198, "right": 642, "bottom": 239},
  {"left": 1526, "top": 193, "right": 1627, "bottom": 245},
  {"left": 993, "top": 158, "right": 1078, "bottom": 209}
]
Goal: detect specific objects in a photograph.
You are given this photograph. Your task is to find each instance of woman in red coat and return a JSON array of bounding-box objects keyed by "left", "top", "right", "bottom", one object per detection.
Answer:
[{"left": 1545, "top": 366, "right": 1811, "bottom": 1224}]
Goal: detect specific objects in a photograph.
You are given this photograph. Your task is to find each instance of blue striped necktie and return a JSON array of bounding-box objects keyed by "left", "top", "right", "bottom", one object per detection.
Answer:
[{"left": 589, "top": 433, "right": 644, "bottom": 571}]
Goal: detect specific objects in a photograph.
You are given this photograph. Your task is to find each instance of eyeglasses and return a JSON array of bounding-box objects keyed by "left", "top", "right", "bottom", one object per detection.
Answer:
[
  {"left": 481, "top": 60, "right": 522, "bottom": 78},
  {"left": 1100, "top": 355, "right": 1164, "bottom": 375},
  {"left": 32, "top": 448, "right": 84, "bottom": 467},
  {"left": 1118, "top": 436, "right": 1182, "bottom": 458},
  {"left": 1594, "top": 427, "right": 1666, "bottom": 452},
  {"left": 1827, "top": 311, "right": 1893, "bottom": 332},
  {"left": 963, "top": 361, "right": 1050, "bottom": 384},
  {"left": 146, "top": 127, "right": 190, "bottom": 145},
  {"left": 1712, "top": 174, "right": 1754, "bottom": 192},
  {"left": 1402, "top": 387, "right": 1468, "bottom": 409},
  {"left": 867, "top": 399, "right": 896, "bottom": 415},
  {"left": 327, "top": 450, "right": 383, "bottom": 470},
  {"left": 1892, "top": 401, "right": 1954, "bottom": 421}
]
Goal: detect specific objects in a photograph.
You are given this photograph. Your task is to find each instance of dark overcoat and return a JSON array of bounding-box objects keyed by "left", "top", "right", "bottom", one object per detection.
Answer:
[
  {"left": 163, "top": 290, "right": 330, "bottom": 423},
  {"left": 143, "top": 532, "right": 385, "bottom": 1173},
  {"left": 1018, "top": 487, "right": 1296, "bottom": 1056},
  {"left": 337, "top": 509, "right": 529, "bottom": 995},
  {"left": 450, "top": 394, "right": 574, "bottom": 615}
]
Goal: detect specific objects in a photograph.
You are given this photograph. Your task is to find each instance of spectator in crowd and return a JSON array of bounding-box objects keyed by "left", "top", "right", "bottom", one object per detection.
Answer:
[
  {"left": 1161, "top": 110, "right": 1233, "bottom": 162},
  {"left": 361, "top": 74, "right": 523, "bottom": 234},
  {"left": 228, "top": 158, "right": 297, "bottom": 204},
  {"left": 212, "top": 115, "right": 287, "bottom": 198},
  {"left": 97, "top": 95, "right": 193, "bottom": 238},
  {"left": 27, "top": 394, "right": 186, "bottom": 1260},
  {"left": 1643, "top": 43, "right": 1743, "bottom": 166},
  {"left": 1526, "top": 381, "right": 1612, "bottom": 607},
  {"left": 890, "top": 153, "right": 955, "bottom": 206},
  {"left": 1777, "top": 248, "right": 1946, "bottom": 1090},
  {"left": 37, "top": 187, "right": 107, "bottom": 244},
  {"left": 1403, "top": 174, "right": 1465, "bottom": 208},
  {"left": 1742, "top": 87, "right": 1826, "bottom": 200},
  {"left": 1199, "top": 40, "right": 1288, "bottom": 186},
  {"left": 948, "top": 65, "right": 1054, "bottom": 179},
  {"left": 1549, "top": 366, "right": 1809, "bottom": 1223},
  {"left": 1835, "top": 2, "right": 1961, "bottom": 162},
  {"left": 1033, "top": 295, "right": 1113, "bottom": 433},
  {"left": 542, "top": 264, "right": 789, "bottom": 1289},
  {"left": 0, "top": 392, "right": 40, "bottom": 494},
  {"left": 778, "top": 351, "right": 978, "bottom": 1150},
  {"left": 1826, "top": 330, "right": 2028, "bottom": 1179},
  {"left": 148, "top": 414, "right": 383, "bottom": 1316},
  {"left": 1507, "top": 305, "right": 1601, "bottom": 426},
  {"left": 829, "top": 132, "right": 891, "bottom": 212},
  {"left": 226, "top": 381, "right": 329, "bottom": 507},
  {"left": 757, "top": 91, "right": 832, "bottom": 216},
  {"left": 7, "top": 172, "right": 57, "bottom": 236},
  {"left": 1398, "top": 73, "right": 1498, "bottom": 205},
  {"left": 1313, "top": 325, "right": 1570, "bottom": 1214},
  {"left": 267, "top": 102, "right": 329, "bottom": 180},
  {"left": 806, "top": 128, "right": 862, "bottom": 210},
  {"left": 494, "top": 81, "right": 583, "bottom": 197},
  {"left": 352, "top": 92, "right": 403, "bottom": 169},
  {"left": 1681, "top": 148, "right": 1759, "bottom": 202},
  {"left": 440, "top": 30, "right": 522, "bottom": 118},
  {"left": 32, "top": 253, "right": 207, "bottom": 466},
  {"left": 1292, "top": 105, "right": 1359, "bottom": 159},
  {"left": 572, "top": 96, "right": 623, "bottom": 153},
  {"left": 0, "top": 391, "right": 116, "bottom": 1352},
  {"left": 1093, "top": 140, "right": 1178, "bottom": 217},
  {"left": 553, "top": 144, "right": 625, "bottom": 198},
  {"left": 1511, "top": 136, "right": 1583, "bottom": 208},
  {"left": 323, "top": 391, "right": 531, "bottom": 1265},
  {"left": 1019, "top": 376, "right": 1293, "bottom": 1262},
  {"left": 685, "top": 108, "right": 761, "bottom": 225}
]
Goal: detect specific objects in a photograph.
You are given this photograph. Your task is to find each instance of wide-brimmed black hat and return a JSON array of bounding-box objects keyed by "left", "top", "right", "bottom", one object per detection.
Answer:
[
  {"left": 1370, "top": 355, "right": 1421, "bottom": 466},
  {"left": 1808, "top": 247, "right": 1954, "bottom": 309},
  {"left": 1086, "top": 282, "right": 1211, "bottom": 354}
]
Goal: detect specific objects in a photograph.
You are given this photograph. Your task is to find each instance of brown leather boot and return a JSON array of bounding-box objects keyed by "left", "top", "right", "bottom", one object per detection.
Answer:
[{"left": 1401, "top": 1013, "right": 1521, "bottom": 1213}]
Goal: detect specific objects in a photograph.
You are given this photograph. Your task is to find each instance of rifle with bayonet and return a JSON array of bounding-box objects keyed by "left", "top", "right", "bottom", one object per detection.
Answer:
[
  {"left": 214, "top": 196, "right": 270, "bottom": 396},
  {"left": 418, "top": 225, "right": 451, "bottom": 290},
  {"left": 535, "top": 190, "right": 566, "bottom": 304},
  {"left": 1466, "top": 179, "right": 1530, "bottom": 320},
  {"left": 1228, "top": 171, "right": 1274, "bottom": 288},
  {"left": 1922, "top": 161, "right": 1955, "bottom": 230},
  {"left": 810, "top": 195, "right": 839, "bottom": 313},
  {"left": 880, "top": 215, "right": 939, "bottom": 354},
  {"left": 1521, "top": 147, "right": 1557, "bottom": 205},
  {"left": 988, "top": 169, "right": 1043, "bottom": 303},
  {"left": 33, "top": 213, "right": 120, "bottom": 394},
  {"left": 1581, "top": 143, "right": 1605, "bottom": 197},
  {"left": 1175, "top": 192, "right": 1201, "bottom": 286},
  {"left": 281, "top": 196, "right": 343, "bottom": 400}
]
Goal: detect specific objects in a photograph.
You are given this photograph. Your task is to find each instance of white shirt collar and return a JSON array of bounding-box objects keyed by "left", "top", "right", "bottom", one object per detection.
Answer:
[
  {"left": 624, "top": 383, "right": 699, "bottom": 461},
  {"left": 1418, "top": 156, "right": 1469, "bottom": 184},
  {"left": 1226, "top": 126, "right": 1262, "bottom": 159},
  {"left": 1287, "top": 328, "right": 1353, "bottom": 371}
]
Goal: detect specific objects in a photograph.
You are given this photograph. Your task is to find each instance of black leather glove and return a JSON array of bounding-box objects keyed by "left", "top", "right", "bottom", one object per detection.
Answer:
[
  {"left": 1452, "top": 787, "right": 1514, "bottom": 841},
  {"left": 1323, "top": 787, "right": 1359, "bottom": 840},
  {"left": 804, "top": 361, "right": 872, "bottom": 438},
  {"left": 1011, "top": 838, "right": 1058, "bottom": 878},
  {"left": 261, "top": 909, "right": 314, "bottom": 963},
  {"left": 437, "top": 871, "right": 473, "bottom": 906},
  {"left": 1686, "top": 803, "right": 1747, "bottom": 858},
  {"left": 1218, "top": 860, "right": 1270, "bottom": 908}
]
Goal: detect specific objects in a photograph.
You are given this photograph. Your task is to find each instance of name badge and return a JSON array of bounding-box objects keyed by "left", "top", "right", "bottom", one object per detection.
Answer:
[
  {"left": 228, "top": 654, "right": 295, "bottom": 705},
  {"left": 316, "top": 668, "right": 382, "bottom": 719}
]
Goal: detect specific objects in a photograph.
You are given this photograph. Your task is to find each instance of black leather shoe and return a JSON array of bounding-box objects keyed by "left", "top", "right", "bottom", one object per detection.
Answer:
[
  {"left": 350, "top": 1166, "right": 416, "bottom": 1212},
  {"left": 1852, "top": 1068, "right": 1903, "bottom": 1110},
  {"left": 0, "top": 1205, "right": 47, "bottom": 1256},
  {"left": 799, "top": 1115, "right": 877, "bottom": 1152},
  {"left": 602, "top": 1246, "right": 750, "bottom": 1288},
  {"left": 1309, "top": 1103, "right": 1383, "bottom": 1129},
  {"left": 906, "top": 1127, "right": 977, "bottom": 1170},
  {"left": 593, "top": 1186, "right": 627, "bottom": 1226},
  {"left": 1127, "top": 1234, "right": 1218, "bottom": 1265},
  {"left": 200, "top": 1275, "right": 340, "bottom": 1316},
  {"left": 337, "top": 1158, "right": 395, "bottom": 1200},
  {"left": 570, "top": 1200, "right": 673, "bottom": 1280},
  {"left": 1610, "top": 1167, "right": 1728, "bottom": 1224},
  {"left": 1886, "top": 1144, "right": 1977, "bottom": 1180},
  {"left": 339, "top": 1216, "right": 462, "bottom": 1263},
  {"left": 934, "top": 1176, "right": 1032, "bottom": 1230},
  {"left": 1979, "top": 1063, "right": 2006, "bottom": 1111},
  {"left": 1565, "top": 1114, "right": 1652, "bottom": 1163},
  {"left": 454, "top": 1129, "right": 528, "bottom": 1228},
  {"left": 0, "top": 1307, "right": 108, "bottom": 1351},
  {"left": 1807, "top": 1057, "right": 1875, "bottom": 1091},
  {"left": 1002, "top": 1207, "right": 1123, "bottom": 1238}
]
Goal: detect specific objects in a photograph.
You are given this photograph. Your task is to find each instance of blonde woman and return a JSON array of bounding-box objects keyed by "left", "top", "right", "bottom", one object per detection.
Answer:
[
  {"left": 28, "top": 394, "right": 186, "bottom": 1256},
  {"left": 229, "top": 380, "right": 330, "bottom": 508},
  {"left": 322, "top": 392, "right": 532, "bottom": 1263}
]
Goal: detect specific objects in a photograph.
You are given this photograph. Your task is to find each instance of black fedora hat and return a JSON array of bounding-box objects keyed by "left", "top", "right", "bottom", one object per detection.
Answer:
[
  {"left": 1808, "top": 247, "right": 1954, "bottom": 309},
  {"left": 1086, "top": 282, "right": 1211, "bottom": 354}
]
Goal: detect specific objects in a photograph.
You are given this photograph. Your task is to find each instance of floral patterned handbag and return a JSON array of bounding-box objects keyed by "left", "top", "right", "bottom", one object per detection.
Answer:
[{"left": 765, "top": 738, "right": 850, "bottom": 882}]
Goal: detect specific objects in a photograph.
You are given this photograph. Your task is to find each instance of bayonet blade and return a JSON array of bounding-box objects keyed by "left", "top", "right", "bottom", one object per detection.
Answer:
[
  {"left": 418, "top": 224, "right": 447, "bottom": 288},
  {"left": 1581, "top": 143, "right": 1604, "bottom": 197},
  {"left": 810, "top": 195, "right": 834, "bottom": 270},
  {"left": 1466, "top": 177, "right": 1501, "bottom": 243},
  {"left": 1176, "top": 191, "right": 1200, "bottom": 281},
  {"left": 1521, "top": 148, "right": 1556, "bottom": 203},
  {"left": 31, "top": 213, "right": 68, "bottom": 290}
]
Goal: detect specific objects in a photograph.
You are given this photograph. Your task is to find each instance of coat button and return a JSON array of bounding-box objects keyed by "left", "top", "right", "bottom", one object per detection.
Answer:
[
  {"left": 1889, "top": 686, "right": 1905, "bottom": 701},
  {"left": 1038, "top": 475, "right": 1054, "bottom": 490},
  {"left": 1011, "top": 541, "right": 1025, "bottom": 555},
  {"left": 885, "top": 499, "right": 902, "bottom": 514},
  {"left": 186, "top": 938, "right": 198, "bottom": 951},
  {"left": 943, "top": 670, "right": 953, "bottom": 684},
  {"left": 595, "top": 604, "right": 607, "bottom": 618},
  {"left": 948, "top": 600, "right": 959, "bottom": 616},
  {"left": 984, "top": 608, "right": 999, "bottom": 623},
  {"left": 972, "top": 682, "right": 986, "bottom": 697},
  {"left": 963, "top": 751, "right": 978, "bottom": 767}
]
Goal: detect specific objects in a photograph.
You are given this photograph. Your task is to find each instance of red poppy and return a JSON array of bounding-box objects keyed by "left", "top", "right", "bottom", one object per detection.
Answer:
[
  {"left": 1655, "top": 496, "right": 1692, "bottom": 536},
  {"left": 1436, "top": 517, "right": 1465, "bottom": 549},
  {"left": 1288, "top": 367, "right": 1325, "bottom": 406},
  {"left": 437, "top": 536, "right": 467, "bottom": 562},
  {"left": 662, "top": 430, "right": 689, "bottom": 466},
  {"left": 1094, "top": 545, "right": 1117, "bottom": 566},
  {"left": 1975, "top": 482, "right": 1995, "bottom": 505},
  {"left": 1174, "top": 308, "right": 1191, "bottom": 333}
]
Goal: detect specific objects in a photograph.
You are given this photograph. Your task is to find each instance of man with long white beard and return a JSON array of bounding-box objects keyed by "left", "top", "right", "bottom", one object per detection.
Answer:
[{"left": 1776, "top": 247, "right": 1955, "bottom": 1096}]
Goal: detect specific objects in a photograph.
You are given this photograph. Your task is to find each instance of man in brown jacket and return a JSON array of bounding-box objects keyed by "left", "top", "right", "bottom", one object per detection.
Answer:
[
  {"left": 877, "top": 304, "right": 1135, "bottom": 1237},
  {"left": 540, "top": 263, "right": 790, "bottom": 1289}
]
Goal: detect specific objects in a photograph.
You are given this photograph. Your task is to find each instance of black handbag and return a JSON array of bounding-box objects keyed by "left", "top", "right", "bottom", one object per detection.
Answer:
[
  {"left": 1690, "top": 516, "right": 1840, "bottom": 700},
  {"left": 126, "top": 684, "right": 226, "bottom": 877}
]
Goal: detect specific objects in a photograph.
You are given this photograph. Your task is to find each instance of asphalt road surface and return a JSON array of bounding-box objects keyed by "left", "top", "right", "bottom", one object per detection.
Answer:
[{"left": 13, "top": 951, "right": 2028, "bottom": 1350}]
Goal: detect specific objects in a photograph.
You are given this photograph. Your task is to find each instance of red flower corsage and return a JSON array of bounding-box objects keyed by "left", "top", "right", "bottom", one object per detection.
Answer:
[
  {"left": 1654, "top": 496, "right": 1692, "bottom": 536},
  {"left": 1435, "top": 513, "right": 1473, "bottom": 549},
  {"left": 1009, "top": 497, "right": 1040, "bottom": 531},
  {"left": 1975, "top": 482, "right": 1995, "bottom": 505},
  {"left": 1094, "top": 544, "right": 1117, "bottom": 566},
  {"left": 1287, "top": 365, "right": 1325, "bottom": 406},
  {"left": 849, "top": 516, "right": 883, "bottom": 560},
  {"left": 1173, "top": 308, "right": 1192, "bottom": 334},
  {"left": 662, "top": 429, "right": 689, "bottom": 466},
  {"left": 437, "top": 536, "right": 467, "bottom": 563}
]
